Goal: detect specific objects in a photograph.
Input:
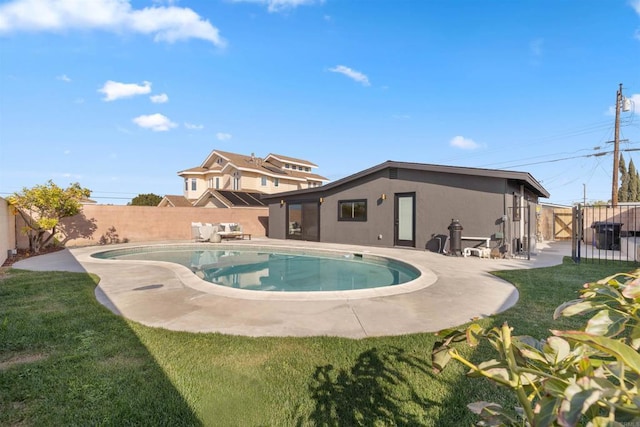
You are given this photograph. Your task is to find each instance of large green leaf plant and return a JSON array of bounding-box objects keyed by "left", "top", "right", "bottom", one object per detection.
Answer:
[{"left": 432, "top": 270, "right": 640, "bottom": 426}]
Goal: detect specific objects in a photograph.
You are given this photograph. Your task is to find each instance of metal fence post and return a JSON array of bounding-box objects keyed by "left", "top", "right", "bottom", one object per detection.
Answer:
[
  {"left": 527, "top": 201, "right": 531, "bottom": 260},
  {"left": 572, "top": 205, "right": 580, "bottom": 263}
]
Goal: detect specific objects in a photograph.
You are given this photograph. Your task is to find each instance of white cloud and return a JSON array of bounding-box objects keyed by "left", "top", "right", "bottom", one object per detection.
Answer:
[
  {"left": 150, "top": 93, "right": 169, "bottom": 103},
  {"left": 59, "top": 172, "right": 82, "bottom": 179},
  {"left": 450, "top": 135, "right": 481, "bottom": 150},
  {"left": 530, "top": 38, "right": 543, "bottom": 57},
  {"left": 628, "top": 94, "right": 640, "bottom": 115},
  {"left": 99, "top": 80, "right": 151, "bottom": 101},
  {"left": 328, "top": 65, "right": 370, "bottom": 86},
  {"left": 0, "top": 0, "right": 226, "bottom": 47},
  {"left": 185, "top": 122, "right": 204, "bottom": 130},
  {"left": 216, "top": 132, "right": 232, "bottom": 140},
  {"left": 57, "top": 74, "right": 71, "bottom": 82},
  {"left": 132, "top": 113, "right": 177, "bottom": 131},
  {"left": 231, "top": 0, "right": 322, "bottom": 13}
]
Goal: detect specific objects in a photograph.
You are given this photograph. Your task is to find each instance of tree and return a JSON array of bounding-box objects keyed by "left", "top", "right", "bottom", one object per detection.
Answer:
[
  {"left": 619, "top": 154, "right": 629, "bottom": 202},
  {"left": 629, "top": 159, "right": 639, "bottom": 202},
  {"left": 8, "top": 180, "right": 91, "bottom": 253},
  {"left": 129, "top": 193, "right": 163, "bottom": 206}
]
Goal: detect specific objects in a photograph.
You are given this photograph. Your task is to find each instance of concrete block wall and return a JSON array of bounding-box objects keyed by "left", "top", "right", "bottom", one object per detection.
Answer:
[{"left": 15, "top": 205, "right": 269, "bottom": 249}]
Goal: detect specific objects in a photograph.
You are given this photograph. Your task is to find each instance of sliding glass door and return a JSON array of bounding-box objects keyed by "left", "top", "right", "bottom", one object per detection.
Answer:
[{"left": 287, "top": 202, "right": 319, "bottom": 241}]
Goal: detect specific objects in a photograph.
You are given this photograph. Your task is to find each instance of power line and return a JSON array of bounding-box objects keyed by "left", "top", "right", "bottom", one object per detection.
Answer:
[
  {"left": 480, "top": 147, "right": 602, "bottom": 168},
  {"left": 496, "top": 147, "right": 640, "bottom": 169},
  {"left": 437, "top": 119, "right": 624, "bottom": 165}
]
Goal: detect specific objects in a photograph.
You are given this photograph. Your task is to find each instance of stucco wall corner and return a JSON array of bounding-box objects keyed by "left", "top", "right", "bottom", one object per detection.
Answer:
[{"left": 0, "top": 198, "right": 17, "bottom": 265}]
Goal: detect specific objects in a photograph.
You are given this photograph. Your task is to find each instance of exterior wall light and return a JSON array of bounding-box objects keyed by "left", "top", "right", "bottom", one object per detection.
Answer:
[
  {"left": 319, "top": 197, "right": 324, "bottom": 204},
  {"left": 380, "top": 193, "right": 387, "bottom": 200},
  {"left": 280, "top": 199, "right": 285, "bottom": 206}
]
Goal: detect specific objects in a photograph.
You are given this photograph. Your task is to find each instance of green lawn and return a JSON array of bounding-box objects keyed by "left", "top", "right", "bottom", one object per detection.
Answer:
[{"left": 0, "top": 259, "right": 633, "bottom": 426}]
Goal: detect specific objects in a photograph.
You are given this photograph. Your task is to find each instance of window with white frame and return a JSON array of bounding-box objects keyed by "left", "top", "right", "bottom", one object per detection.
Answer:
[
  {"left": 191, "top": 179, "right": 197, "bottom": 191},
  {"left": 274, "top": 178, "right": 279, "bottom": 187},
  {"left": 261, "top": 176, "right": 267, "bottom": 186},
  {"left": 184, "top": 179, "right": 188, "bottom": 191}
]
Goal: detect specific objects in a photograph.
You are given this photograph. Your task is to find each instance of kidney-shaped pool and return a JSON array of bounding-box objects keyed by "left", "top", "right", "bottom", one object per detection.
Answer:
[{"left": 93, "top": 245, "right": 421, "bottom": 292}]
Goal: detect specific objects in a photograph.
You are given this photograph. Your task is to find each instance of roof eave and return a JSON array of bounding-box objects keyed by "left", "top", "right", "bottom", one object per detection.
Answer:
[{"left": 262, "top": 161, "right": 550, "bottom": 200}]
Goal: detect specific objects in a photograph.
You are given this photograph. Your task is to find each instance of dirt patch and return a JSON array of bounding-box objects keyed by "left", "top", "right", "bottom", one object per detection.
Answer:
[
  {"left": 2, "top": 246, "right": 65, "bottom": 267},
  {"left": 0, "top": 353, "right": 48, "bottom": 371}
]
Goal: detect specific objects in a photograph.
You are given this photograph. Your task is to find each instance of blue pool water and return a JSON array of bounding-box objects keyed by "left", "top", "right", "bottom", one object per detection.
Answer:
[{"left": 93, "top": 246, "right": 420, "bottom": 292}]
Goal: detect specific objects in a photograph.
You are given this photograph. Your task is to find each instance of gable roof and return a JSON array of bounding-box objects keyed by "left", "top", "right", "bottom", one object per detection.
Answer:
[
  {"left": 158, "top": 195, "right": 193, "bottom": 207},
  {"left": 261, "top": 160, "right": 550, "bottom": 200},
  {"left": 203, "top": 150, "right": 257, "bottom": 169},
  {"left": 177, "top": 166, "right": 209, "bottom": 176},
  {"left": 264, "top": 153, "right": 318, "bottom": 168},
  {"left": 181, "top": 149, "right": 328, "bottom": 182}
]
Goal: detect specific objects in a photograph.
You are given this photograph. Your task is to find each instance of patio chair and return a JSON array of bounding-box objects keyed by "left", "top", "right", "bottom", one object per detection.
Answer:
[{"left": 192, "top": 222, "right": 215, "bottom": 242}]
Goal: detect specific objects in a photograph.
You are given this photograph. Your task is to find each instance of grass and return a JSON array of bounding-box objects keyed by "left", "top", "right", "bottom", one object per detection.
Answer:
[{"left": 0, "top": 258, "right": 635, "bottom": 426}]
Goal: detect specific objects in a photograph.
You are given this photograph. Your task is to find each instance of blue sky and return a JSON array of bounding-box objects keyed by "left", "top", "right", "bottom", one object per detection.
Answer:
[{"left": 0, "top": 0, "right": 639, "bottom": 205}]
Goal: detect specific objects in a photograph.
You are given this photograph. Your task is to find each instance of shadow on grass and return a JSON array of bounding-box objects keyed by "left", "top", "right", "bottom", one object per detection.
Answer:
[
  {"left": 0, "top": 269, "right": 201, "bottom": 426},
  {"left": 301, "top": 346, "right": 435, "bottom": 426},
  {"left": 299, "top": 260, "right": 640, "bottom": 426}
]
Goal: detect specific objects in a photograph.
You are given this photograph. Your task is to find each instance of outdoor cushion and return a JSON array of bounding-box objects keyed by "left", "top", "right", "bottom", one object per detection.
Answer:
[{"left": 217, "top": 223, "right": 243, "bottom": 237}]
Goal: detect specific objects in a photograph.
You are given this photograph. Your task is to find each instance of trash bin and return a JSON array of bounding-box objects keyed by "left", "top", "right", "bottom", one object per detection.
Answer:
[
  {"left": 448, "top": 219, "right": 463, "bottom": 256},
  {"left": 591, "top": 222, "right": 623, "bottom": 250}
]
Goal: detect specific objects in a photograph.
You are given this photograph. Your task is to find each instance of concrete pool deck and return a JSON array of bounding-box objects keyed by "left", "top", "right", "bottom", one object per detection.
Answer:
[{"left": 12, "top": 239, "right": 572, "bottom": 338}]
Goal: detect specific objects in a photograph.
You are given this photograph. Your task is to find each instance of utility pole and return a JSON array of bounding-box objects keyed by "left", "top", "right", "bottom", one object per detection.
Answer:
[{"left": 612, "top": 83, "right": 623, "bottom": 207}]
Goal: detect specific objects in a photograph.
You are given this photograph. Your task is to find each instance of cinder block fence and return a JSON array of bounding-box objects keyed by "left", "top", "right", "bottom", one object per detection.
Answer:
[{"left": 0, "top": 200, "right": 268, "bottom": 259}]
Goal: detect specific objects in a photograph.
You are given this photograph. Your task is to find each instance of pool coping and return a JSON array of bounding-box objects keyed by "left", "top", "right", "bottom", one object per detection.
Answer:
[
  {"left": 87, "top": 242, "right": 438, "bottom": 301},
  {"left": 13, "top": 239, "right": 571, "bottom": 338}
]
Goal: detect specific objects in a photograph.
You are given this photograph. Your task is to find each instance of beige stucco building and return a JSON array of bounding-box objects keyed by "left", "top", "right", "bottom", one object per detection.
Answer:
[{"left": 160, "top": 150, "right": 328, "bottom": 208}]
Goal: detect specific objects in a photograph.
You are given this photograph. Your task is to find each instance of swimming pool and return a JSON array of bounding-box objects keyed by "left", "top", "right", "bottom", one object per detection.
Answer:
[{"left": 93, "top": 245, "right": 420, "bottom": 292}]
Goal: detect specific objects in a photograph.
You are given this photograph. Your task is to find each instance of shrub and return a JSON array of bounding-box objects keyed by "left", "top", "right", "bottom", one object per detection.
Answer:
[{"left": 432, "top": 270, "right": 640, "bottom": 426}]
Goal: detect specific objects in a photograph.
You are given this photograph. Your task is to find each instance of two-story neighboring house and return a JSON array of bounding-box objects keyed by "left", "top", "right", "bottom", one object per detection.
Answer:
[{"left": 159, "top": 149, "right": 328, "bottom": 208}]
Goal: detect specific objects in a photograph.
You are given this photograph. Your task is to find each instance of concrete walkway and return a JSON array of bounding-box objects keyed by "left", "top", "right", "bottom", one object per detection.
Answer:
[{"left": 12, "top": 239, "right": 571, "bottom": 338}]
